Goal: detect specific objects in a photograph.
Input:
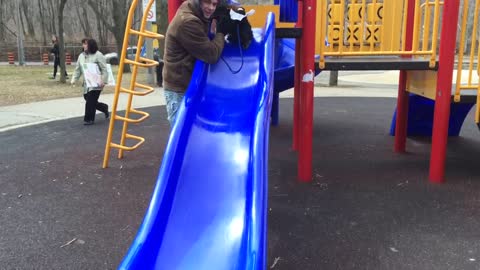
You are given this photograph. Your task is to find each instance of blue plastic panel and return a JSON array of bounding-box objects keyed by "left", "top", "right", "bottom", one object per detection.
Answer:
[
  {"left": 390, "top": 94, "right": 475, "bottom": 136},
  {"left": 277, "top": 0, "right": 298, "bottom": 22}
]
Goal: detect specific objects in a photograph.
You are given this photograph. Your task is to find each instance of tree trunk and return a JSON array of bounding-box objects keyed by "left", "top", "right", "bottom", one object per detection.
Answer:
[
  {"left": 48, "top": 0, "right": 57, "bottom": 35},
  {"left": 58, "top": 0, "right": 68, "bottom": 83},
  {"left": 112, "top": 0, "right": 132, "bottom": 72},
  {"left": 21, "top": 0, "right": 36, "bottom": 40},
  {"left": 95, "top": 0, "right": 107, "bottom": 46},
  {"left": 0, "top": 0, "right": 4, "bottom": 42},
  {"left": 38, "top": 0, "right": 48, "bottom": 45},
  {"left": 75, "top": 0, "right": 92, "bottom": 38},
  {"left": 157, "top": 0, "right": 168, "bottom": 58},
  {"left": 14, "top": 0, "right": 25, "bottom": 65},
  {"left": 18, "top": 3, "right": 27, "bottom": 38}
]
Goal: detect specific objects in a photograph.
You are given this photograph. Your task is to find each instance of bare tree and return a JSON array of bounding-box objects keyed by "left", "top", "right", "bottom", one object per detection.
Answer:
[
  {"left": 0, "top": 0, "right": 5, "bottom": 42},
  {"left": 20, "top": 0, "right": 36, "bottom": 40},
  {"left": 93, "top": 0, "right": 109, "bottom": 46},
  {"left": 38, "top": 0, "right": 49, "bottom": 45},
  {"left": 75, "top": 0, "right": 92, "bottom": 38},
  {"left": 88, "top": 0, "right": 132, "bottom": 72},
  {"left": 57, "top": 0, "right": 68, "bottom": 83},
  {"left": 47, "top": 0, "right": 57, "bottom": 35},
  {"left": 14, "top": 0, "right": 25, "bottom": 65}
]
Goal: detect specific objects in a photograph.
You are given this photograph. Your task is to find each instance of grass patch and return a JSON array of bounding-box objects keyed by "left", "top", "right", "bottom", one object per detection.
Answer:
[{"left": 0, "top": 65, "right": 153, "bottom": 106}]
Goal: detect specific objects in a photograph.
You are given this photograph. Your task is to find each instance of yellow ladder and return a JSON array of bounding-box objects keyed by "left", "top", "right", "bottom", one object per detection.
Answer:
[{"left": 103, "top": 0, "right": 163, "bottom": 168}]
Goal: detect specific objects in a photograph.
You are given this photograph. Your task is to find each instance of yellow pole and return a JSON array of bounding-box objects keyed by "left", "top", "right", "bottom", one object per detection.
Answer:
[
  {"left": 429, "top": 0, "right": 442, "bottom": 67},
  {"left": 369, "top": 0, "right": 377, "bottom": 51},
  {"left": 476, "top": 10, "right": 480, "bottom": 124},
  {"left": 339, "top": 0, "right": 345, "bottom": 53},
  {"left": 478, "top": 32, "right": 480, "bottom": 78},
  {"left": 401, "top": 0, "right": 409, "bottom": 51},
  {"left": 315, "top": 0, "right": 322, "bottom": 56},
  {"left": 359, "top": 0, "right": 366, "bottom": 51},
  {"left": 387, "top": 0, "right": 396, "bottom": 52},
  {"left": 468, "top": 0, "right": 480, "bottom": 86},
  {"left": 349, "top": 0, "right": 355, "bottom": 52},
  {"left": 319, "top": 0, "right": 327, "bottom": 67},
  {"left": 411, "top": 0, "right": 421, "bottom": 53},
  {"left": 422, "top": 2, "right": 431, "bottom": 52},
  {"left": 380, "top": 1, "right": 385, "bottom": 52},
  {"left": 454, "top": 0, "right": 469, "bottom": 102}
]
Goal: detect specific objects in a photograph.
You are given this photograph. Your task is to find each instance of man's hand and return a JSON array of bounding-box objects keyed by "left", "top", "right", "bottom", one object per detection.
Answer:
[{"left": 210, "top": 19, "right": 217, "bottom": 34}]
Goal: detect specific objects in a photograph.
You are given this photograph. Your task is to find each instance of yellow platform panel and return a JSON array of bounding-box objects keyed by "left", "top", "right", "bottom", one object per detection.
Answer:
[
  {"left": 328, "top": 4, "right": 344, "bottom": 24},
  {"left": 347, "top": 4, "right": 363, "bottom": 23},
  {"left": 317, "top": 0, "right": 403, "bottom": 55},
  {"left": 367, "top": 3, "right": 384, "bottom": 23},
  {"left": 242, "top": 5, "right": 295, "bottom": 28},
  {"left": 406, "top": 70, "right": 438, "bottom": 100},
  {"left": 365, "top": 25, "right": 382, "bottom": 43}
]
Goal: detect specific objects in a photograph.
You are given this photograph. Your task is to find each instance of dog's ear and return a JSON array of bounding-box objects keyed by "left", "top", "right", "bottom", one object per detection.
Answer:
[
  {"left": 212, "top": 5, "right": 228, "bottom": 20},
  {"left": 233, "top": 6, "right": 246, "bottom": 16}
]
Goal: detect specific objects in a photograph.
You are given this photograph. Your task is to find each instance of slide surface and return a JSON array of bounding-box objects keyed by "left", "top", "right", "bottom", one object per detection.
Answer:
[{"left": 118, "top": 14, "right": 276, "bottom": 270}]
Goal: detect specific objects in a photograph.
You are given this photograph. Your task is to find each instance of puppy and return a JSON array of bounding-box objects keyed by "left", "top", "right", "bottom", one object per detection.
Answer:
[{"left": 214, "top": 5, "right": 254, "bottom": 49}]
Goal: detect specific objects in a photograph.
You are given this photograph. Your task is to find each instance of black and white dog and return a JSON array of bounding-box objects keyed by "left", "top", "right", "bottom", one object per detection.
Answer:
[{"left": 213, "top": 5, "right": 254, "bottom": 49}]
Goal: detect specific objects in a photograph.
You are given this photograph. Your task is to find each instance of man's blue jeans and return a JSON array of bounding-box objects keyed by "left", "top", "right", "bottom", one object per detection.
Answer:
[{"left": 164, "top": 89, "right": 185, "bottom": 126}]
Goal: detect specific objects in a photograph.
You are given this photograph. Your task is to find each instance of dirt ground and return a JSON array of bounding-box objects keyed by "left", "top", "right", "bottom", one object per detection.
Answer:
[{"left": 0, "top": 65, "right": 151, "bottom": 106}]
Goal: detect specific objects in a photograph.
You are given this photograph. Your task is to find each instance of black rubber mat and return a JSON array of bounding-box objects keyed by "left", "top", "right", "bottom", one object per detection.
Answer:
[{"left": 2, "top": 97, "right": 480, "bottom": 270}]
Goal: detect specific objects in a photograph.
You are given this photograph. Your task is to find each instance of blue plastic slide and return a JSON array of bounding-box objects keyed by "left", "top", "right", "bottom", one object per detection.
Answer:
[{"left": 118, "top": 14, "right": 276, "bottom": 270}]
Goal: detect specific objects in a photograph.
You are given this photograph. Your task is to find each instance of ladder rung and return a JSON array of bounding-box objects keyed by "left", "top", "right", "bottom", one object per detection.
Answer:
[
  {"left": 114, "top": 109, "right": 150, "bottom": 123},
  {"left": 459, "top": 86, "right": 478, "bottom": 90},
  {"left": 120, "top": 83, "right": 154, "bottom": 96},
  {"left": 110, "top": 133, "right": 145, "bottom": 151},
  {"left": 129, "top": 29, "right": 164, "bottom": 39},
  {"left": 124, "top": 58, "right": 159, "bottom": 68}
]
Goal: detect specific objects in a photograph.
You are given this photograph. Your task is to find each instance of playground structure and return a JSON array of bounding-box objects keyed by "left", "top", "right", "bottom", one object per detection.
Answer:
[
  {"left": 103, "top": 0, "right": 479, "bottom": 267},
  {"left": 245, "top": 0, "right": 479, "bottom": 183},
  {"left": 103, "top": 0, "right": 479, "bottom": 184}
]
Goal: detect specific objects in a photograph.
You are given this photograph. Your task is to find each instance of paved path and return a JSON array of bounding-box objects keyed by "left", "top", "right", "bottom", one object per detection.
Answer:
[{"left": 0, "top": 71, "right": 399, "bottom": 132}]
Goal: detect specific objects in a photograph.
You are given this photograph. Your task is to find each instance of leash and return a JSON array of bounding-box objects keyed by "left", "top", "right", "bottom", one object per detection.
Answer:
[{"left": 221, "top": 24, "right": 244, "bottom": 74}]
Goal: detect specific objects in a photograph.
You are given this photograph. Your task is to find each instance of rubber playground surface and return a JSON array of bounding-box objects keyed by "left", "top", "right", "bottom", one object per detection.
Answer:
[{"left": 2, "top": 96, "right": 480, "bottom": 269}]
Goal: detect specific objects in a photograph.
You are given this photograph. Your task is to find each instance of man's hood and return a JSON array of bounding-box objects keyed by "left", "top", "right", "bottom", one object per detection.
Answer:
[{"left": 186, "top": 0, "right": 209, "bottom": 23}]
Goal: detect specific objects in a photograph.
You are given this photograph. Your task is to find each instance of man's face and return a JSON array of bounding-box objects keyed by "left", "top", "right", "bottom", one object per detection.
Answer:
[
  {"left": 82, "top": 42, "right": 88, "bottom": 52},
  {"left": 200, "top": 0, "right": 218, "bottom": 19}
]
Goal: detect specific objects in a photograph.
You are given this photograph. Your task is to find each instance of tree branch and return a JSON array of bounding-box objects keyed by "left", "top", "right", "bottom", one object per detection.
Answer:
[{"left": 87, "top": 0, "right": 115, "bottom": 33}]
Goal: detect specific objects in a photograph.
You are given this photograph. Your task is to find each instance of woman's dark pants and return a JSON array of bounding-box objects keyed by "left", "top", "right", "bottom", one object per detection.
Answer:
[{"left": 83, "top": 90, "right": 108, "bottom": 122}]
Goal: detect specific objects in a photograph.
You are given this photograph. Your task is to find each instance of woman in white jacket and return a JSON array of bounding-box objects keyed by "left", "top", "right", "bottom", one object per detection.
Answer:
[{"left": 71, "top": 38, "right": 109, "bottom": 125}]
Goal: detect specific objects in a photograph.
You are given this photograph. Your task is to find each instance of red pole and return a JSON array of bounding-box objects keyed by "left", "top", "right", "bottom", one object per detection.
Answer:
[
  {"left": 293, "top": 40, "right": 301, "bottom": 151},
  {"left": 429, "top": 0, "right": 461, "bottom": 183},
  {"left": 293, "top": 0, "right": 303, "bottom": 151},
  {"left": 168, "top": 0, "right": 183, "bottom": 22},
  {"left": 298, "top": 0, "right": 316, "bottom": 182},
  {"left": 394, "top": 0, "right": 416, "bottom": 153},
  {"left": 394, "top": 70, "right": 409, "bottom": 152}
]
